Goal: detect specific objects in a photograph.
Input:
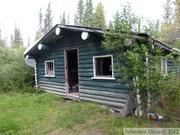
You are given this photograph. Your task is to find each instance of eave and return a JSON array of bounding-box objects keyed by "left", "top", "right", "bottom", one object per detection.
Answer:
[{"left": 24, "top": 24, "right": 177, "bottom": 58}]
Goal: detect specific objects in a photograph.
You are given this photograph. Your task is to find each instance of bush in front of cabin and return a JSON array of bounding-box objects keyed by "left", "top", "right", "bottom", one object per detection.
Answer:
[
  {"left": 102, "top": 3, "right": 180, "bottom": 119},
  {"left": 0, "top": 46, "right": 35, "bottom": 93}
]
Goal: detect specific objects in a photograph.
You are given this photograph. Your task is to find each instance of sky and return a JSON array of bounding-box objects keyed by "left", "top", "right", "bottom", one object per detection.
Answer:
[{"left": 0, "top": 0, "right": 165, "bottom": 46}]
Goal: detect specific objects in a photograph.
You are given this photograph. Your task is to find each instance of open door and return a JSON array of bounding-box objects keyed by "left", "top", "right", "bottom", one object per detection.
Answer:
[{"left": 64, "top": 49, "right": 79, "bottom": 96}]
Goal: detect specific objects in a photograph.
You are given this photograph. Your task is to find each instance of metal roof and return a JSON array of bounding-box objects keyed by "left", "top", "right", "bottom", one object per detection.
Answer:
[{"left": 24, "top": 24, "right": 174, "bottom": 57}]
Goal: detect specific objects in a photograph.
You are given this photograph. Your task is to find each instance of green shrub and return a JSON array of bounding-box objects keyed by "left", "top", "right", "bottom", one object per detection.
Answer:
[{"left": 0, "top": 46, "right": 35, "bottom": 93}]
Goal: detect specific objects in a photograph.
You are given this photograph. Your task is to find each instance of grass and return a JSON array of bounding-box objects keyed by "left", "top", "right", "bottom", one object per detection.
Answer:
[{"left": 0, "top": 92, "right": 179, "bottom": 135}]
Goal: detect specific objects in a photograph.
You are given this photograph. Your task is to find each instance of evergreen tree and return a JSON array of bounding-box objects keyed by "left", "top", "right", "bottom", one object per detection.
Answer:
[
  {"left": 93, "top": 2, "right": 106, "bottom": 28},
  {"left": 112, "top": 4, "right": 139, "bottom": 32},
  {"left": 74, "top": 0, "right": 84, "bottom": 26},
  {"left": 60, "top": 15, "right": 62, "bottom": 24},
  {"left": 154, "top": 19, "right": 160, "bottom": 38},
  {"left": 35, "top": 8, "right": 43, "bottom": 40},
  {"left": 164, "top": 0, "right": 173, "bottom": 23},
  {"left": 171, "top": 0, "right": 180, "bottom": 48},
  {"left": 142, "top": 19, "right": 160, "bottom": 39},
  {"left": 173, "top": 0, "right": 180, "bottom": 43},
  {"left": 83, "top": 0, "right": 94, "bottom": 27},
  {"left": 60, "top": 12, "right": 69, "bottom": 25},
  {"left": 108, "top": 20, "right": 113, "bottom": 29},
  {"left": 137, "top": 17, "right": 142, "bottom": 33},
  {"left": 27, "top": 37, "right": 31, "bottom": 47},
  {"left": 10, "top": 35, "right": 13, "bottom": 46},
  {"left": 67, "top": 14, "right": 70, "bottom": 25},
  {"left": 60, "top": 11, "right": 66, "bottom": 25},
  {"left": 113, "top": 11, "right": 121, "bottom": 30},
  {"left": 43, "top": 2, "right": 53, "bottom": 35},
  {"left": 0, "top": 38, "right": 6, "bottom": 47},
  {"left": 160, "top": 0, "right": 174, "bottom": 44},
  {"left": 11, "top": 24, "right": 23, "bottom": 48},
  {"left": 0, "top": 28, "right": 6, "bottom": 47}
]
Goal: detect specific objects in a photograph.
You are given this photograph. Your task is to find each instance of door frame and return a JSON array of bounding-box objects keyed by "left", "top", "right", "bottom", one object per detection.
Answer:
[{"left": 64, "top": 48, "right": 79, "bottom": 96}]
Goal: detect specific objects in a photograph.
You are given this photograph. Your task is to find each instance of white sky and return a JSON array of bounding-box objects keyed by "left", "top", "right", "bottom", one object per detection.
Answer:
[{"left": 0, "top": 0, "right": 165, "bottom": 46}]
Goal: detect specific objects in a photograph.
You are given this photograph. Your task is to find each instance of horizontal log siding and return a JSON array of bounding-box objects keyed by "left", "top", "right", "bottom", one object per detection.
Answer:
[
  {"left": 168, "top": 60, "right": 179, "bottom": 74},
  {"left": 36, "top": 36, "right": 68, "bottom": 96},
  {"left": 36, "top": 34, "right": 131, "bottom": 109}
]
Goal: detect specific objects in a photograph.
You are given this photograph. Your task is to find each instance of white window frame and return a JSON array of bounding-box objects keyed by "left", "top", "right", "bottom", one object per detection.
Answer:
[
  {"left": 161, "top": 58, "right": 168, "bottom": 76},
  {"left": 44, "top": 60, "right": 55, "bottom": 77},
  {"left": 91, "top": 55, "right": 116, "bottom": 80}
]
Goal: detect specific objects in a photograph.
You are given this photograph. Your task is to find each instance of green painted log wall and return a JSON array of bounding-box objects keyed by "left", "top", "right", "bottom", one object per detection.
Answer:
[{"left": 36, "top": 34, "right": 132, "bottom": 109}]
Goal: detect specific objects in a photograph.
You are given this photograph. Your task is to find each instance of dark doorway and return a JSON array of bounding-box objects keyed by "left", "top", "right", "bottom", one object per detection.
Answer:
[{"left": 65, "top": 49, "right": 79, "bottom": 94}]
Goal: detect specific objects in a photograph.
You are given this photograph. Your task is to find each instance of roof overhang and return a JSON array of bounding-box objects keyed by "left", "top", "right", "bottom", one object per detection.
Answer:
[
  {"left": 24, "top": 24, "right": 104, "bottom": 57},
  {"left": 24, "top": 24, "right": 177, "bottom": 58}
]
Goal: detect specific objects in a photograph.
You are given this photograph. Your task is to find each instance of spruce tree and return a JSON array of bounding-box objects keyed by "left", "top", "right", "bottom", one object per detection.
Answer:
[
  {"left": 60, "top": 11, "right": 66, "bottom": 25},
  {"left": 164, "top": 0, "right": 173, "bottom": 23},
  {"left": 93, "top": 2, "right": 106, "bottom": 29},
  {"left": 27, "top": 37, "right": 31, "bottom": 47},
  {"left": 74, "top": 0, "right": 84, "bottom": 26},
  {"left": 119, "top": 3, "right": 139, "bottom": 32},
  {"left": 113, "top": 11, "right": 121, "bottom": 30},
  {"left": 60, "top": 15, "right": 62, "bottom": 24},
  {"left": 0, "top": 39, "right": 6, "bottom": 47},
  {"left": 83, "top": 0, "right": 94, "bottom": 27},
  {"left": 35, "top": 8, "right": 43, "bottom": 40},
  {"left": 142, "top": 19, "right": 160, "bottom": 39},
  {"left": 60, "top": 12, "right": 69, "bottom": 25},
  {"left": 11, "top": 24, "right": 23, "bottom": 48},
  {"left": 173, "top": 0, "right": 180, "bottom": 44},
  {"left": 67, "top": 15, "right": 70, "bottom": 25},
  {"left": 0, "top": 28, "right": 6, "bottom": 47},
  {"left": 43, "top": 2, "right": 53, "bottom": 35},
  {"left": 160, "top": 0, "right": 174, "bottom": 44},
  {"left": 0, "top": 37, "right": 6, "bottom": 47}
]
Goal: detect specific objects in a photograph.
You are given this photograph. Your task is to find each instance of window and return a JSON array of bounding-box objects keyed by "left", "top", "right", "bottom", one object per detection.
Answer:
[
  {"left": 161, "top": 58, "right": 168, "bottom": 76},
  {"left": 92, "top": 55, "right": 115, "bottom": 79},
  {"left": 45, "top": 60, "right": 55, "bottom": 77}
]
